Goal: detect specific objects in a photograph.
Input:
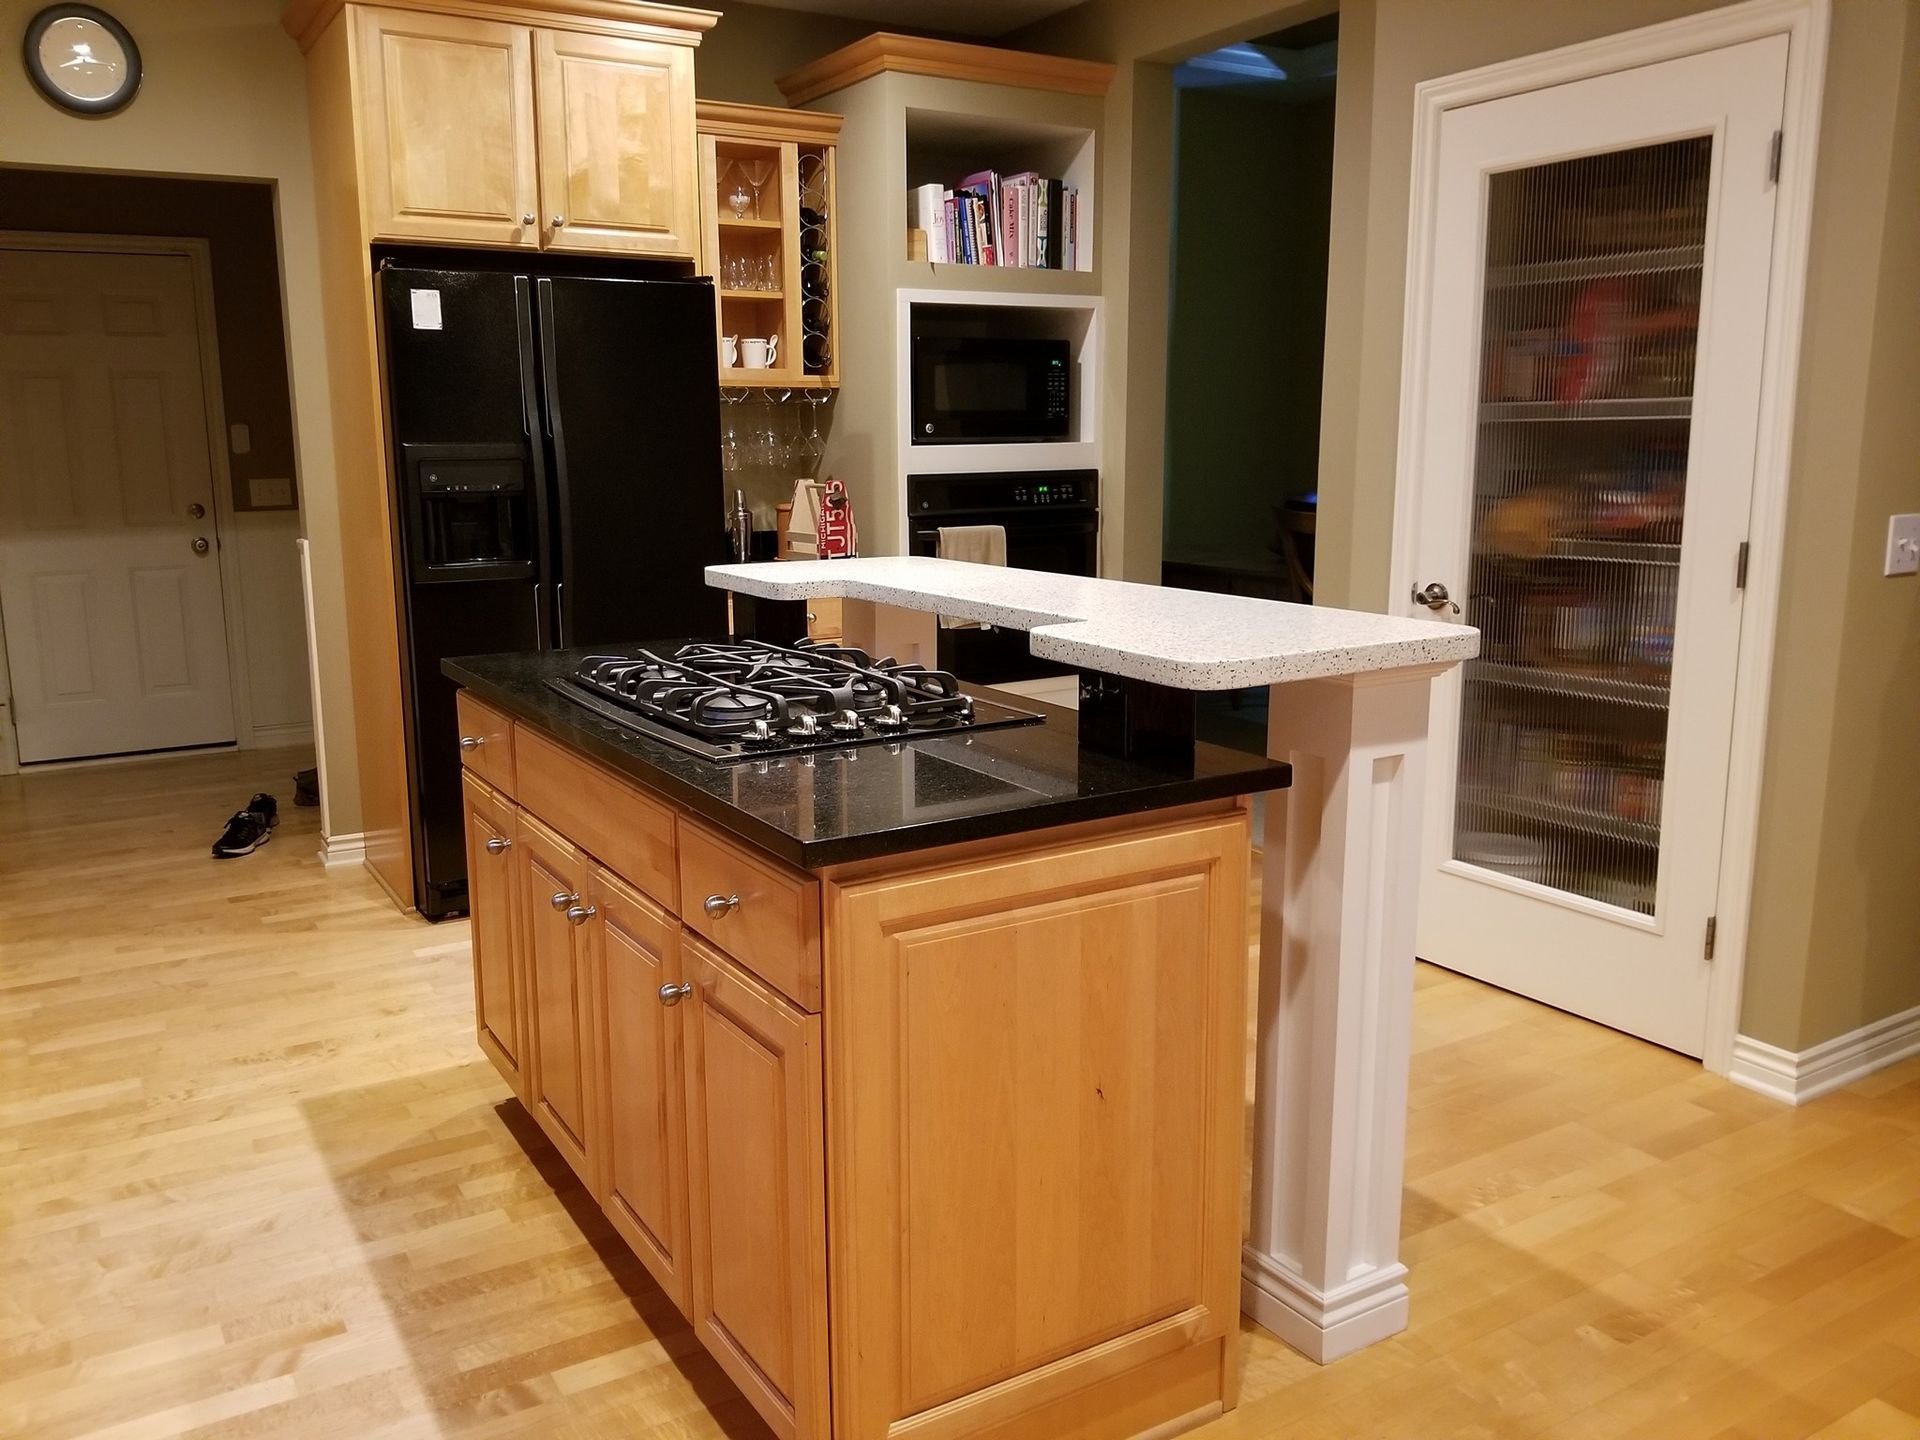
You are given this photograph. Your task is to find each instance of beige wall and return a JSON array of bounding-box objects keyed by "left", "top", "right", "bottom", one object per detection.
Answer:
[
  {"left": 1011, "top": 0, "right": 1920, "bottom": 1052},
  {"left": 699, "top": 2, "right": 890, "bottom": 103},
  {"left": 0, "top": 0, "right": 357, "bottom": 823}
]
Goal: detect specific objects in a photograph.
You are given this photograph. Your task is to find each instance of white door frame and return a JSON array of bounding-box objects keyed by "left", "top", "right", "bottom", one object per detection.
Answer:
[
  {"left": 1387, "top": 0, "right": 1829, "bottom": 1077},
  {"left": 0, "top": 230, "right": 262, "bottom": 773}
]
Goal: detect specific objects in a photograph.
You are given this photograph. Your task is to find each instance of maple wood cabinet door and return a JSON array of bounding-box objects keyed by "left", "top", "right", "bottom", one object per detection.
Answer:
[
  {"left": 682, "top": 933, "right": 828, "bottom": 1440},
  {"left": 593, "top": 864, "right": 690, "bottom": 1310},
  {"left": 823, "top": 813, "right": 1251, "bottom": 1438},
  {"left": 460, "top": 773, "right": 523, "bottom": 1098},
  {"left": 517, "top": 813, "right": 599, "bottom": 1188},
  {"left": 354, "top": 7, "right": 539, "bottom": 248},
  {"left": 533, "top": 28, "right": 699, "bottom": 258}
]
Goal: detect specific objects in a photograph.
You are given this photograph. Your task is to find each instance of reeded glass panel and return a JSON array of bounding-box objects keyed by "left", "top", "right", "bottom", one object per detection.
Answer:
[{"left": 1452, "top": 137, "right": 1710, "bottom": 916}]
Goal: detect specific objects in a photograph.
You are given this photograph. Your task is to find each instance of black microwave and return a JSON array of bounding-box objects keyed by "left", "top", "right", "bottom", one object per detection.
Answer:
[{"left": 910, "top": 335, "right": 1071, "bottom": 443}]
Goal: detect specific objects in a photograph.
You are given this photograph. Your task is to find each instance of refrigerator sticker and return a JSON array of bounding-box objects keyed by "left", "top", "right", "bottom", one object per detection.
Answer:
[{"left": 410, "top": 289, "right": 443, "bottom": 331}]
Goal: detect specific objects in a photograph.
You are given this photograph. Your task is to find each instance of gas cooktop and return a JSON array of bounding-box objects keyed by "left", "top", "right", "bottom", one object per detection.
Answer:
[{"left": 545, "top": 638, "right": 1044, "bottom": 762}]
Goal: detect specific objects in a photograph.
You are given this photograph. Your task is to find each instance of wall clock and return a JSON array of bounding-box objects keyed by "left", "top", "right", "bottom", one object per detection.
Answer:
[{"left": 23, "top": 4, "right": 141, "bottom": 115}]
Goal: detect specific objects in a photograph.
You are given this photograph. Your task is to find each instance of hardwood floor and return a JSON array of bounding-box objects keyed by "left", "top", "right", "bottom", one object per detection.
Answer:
[{"left": 4, "top": 747, "right": 1917, "bottom": 1439}]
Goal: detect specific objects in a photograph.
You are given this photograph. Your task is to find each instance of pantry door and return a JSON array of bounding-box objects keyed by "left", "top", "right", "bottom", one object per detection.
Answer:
[{"left": 1402, "top": 36, "right": 1788, "bottom": 1055}]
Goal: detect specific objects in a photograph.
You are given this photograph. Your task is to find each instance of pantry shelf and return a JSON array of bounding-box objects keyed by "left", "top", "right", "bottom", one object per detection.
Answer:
[
  {"left": 1480, "top": 397, "right": 1693, "bottom": 422},
  {"left": 1457, "top": 785, "right": 1663, "bottom": 847},
  {"left": 1467, "top": 660, "right": 1670, "bottom": 710},
  {"left": 1486, "top": 243, "right": 1705, "bottom": 287}
]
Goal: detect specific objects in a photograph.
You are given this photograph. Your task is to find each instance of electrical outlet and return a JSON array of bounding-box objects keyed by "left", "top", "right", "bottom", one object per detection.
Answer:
[
  {"left": 248, "top": 476, "right": 294, "bottom": 508},
  {"left": 1886, "top": 513, "right": 1920, "bottom": 577}
]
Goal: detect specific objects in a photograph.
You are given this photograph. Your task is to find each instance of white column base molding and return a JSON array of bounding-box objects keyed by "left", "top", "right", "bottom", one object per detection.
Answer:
[
  {"left": 1243, "top": 666, "right": 1446, "bottom": 1365},
  {"left": 1728, "top": 1003, "right": 1920, "bottom": 1104},
  {"left": 249, "top": 721, "right": 315, "bottom": 748},
  {"left": 1241, "top": 1247, "right": 1410, "bottom": 1364},
  {"left": 318, "top": 831, "right": 368, "bottom": 868}
]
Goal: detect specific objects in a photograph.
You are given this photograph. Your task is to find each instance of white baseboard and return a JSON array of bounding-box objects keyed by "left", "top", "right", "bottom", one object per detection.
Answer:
[
  {"left": 1728, "top": 1002, "right": 1920, "bottom": 1105},
  {"left": 318, "top": 830, "right": 368, "bottom": 869},
  {"left": 250, "top": 722, "right": 315, "bottom": 748},
  {"left": 1241, "top": 1248, "right": 1409, "bottom": 1364}
]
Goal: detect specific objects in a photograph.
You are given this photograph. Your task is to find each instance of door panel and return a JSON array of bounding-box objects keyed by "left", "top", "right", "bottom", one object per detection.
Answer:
[
  {"left": 534, "top": 30, "right": 698, "bottom": 257},
  {"left": 518, "top": 814, "right": 598, "bottom": 1184},
  {"left": 683, "top": 933, "right": 827, "bottom": 1440},
  {"left": 0, "top": 249, "right": 234, "bottom": 762},
  {"left": 594, "top": 864, "right": 690, "bottom": 1309},
  {"left": 355, "top": 7, "right": 538, "bottom": 248},
  {"left": 1406, "top": 37, "right": 1790, "bottom": 1053},
  {"left": 461, "top": 773, "right": 524, "bottom": 1097}
]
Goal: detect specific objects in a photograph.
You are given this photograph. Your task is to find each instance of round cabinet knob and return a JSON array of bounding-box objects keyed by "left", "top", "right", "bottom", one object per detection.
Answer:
[
  {"left": 659, "top": 981, "right": 694, "bottom": 1007},
  {"left": 551, "top": 215, "right": 565, "bottom": 228},
  {"left": 550, "top": 890, "right": 577, "bottom": 911},
  {"left": 522, "top": 212, "right": 535, "bottom": 226},
  {"left": 702, "top": 893, "right": 740, "bottom": 919},
  {"left": 565, "top": 903, "right": 596, "bottom": 926},
  {"left": 187, "top": 503, "right": 205, "bottom": 519},
  {"left": 484, "top": 836, "right": 511, "bottom": 855},
  {"left": 191, "top": 536, "right": 210, "bottom": 555},
  {"left": 458, "top": 735, "right": 484, "bottom": 751}
]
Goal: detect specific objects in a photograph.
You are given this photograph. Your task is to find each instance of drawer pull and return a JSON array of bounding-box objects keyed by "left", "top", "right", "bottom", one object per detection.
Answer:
[
  {"left": 550, "top": 890, "right": 578, "bottom": 911},
  {"left": 565, "top": 903, "right": 597, "bottom": 926},
  {"left": 484, "top": 836, "right": 511, "bottom": 855},
  {"left": 703, "top": 892, "right": 741, "bottom": 919},
  {"left": 459, "top": 735, "right": 484, "bottom": 751},
  {"left": 659, "top": 981, "right": 694, "bottom": 1007}
]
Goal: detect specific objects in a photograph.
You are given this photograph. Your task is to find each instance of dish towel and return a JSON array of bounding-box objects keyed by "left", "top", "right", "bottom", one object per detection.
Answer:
[{"left": 935, "top": 523, "right": 1007, "bottom": 629}]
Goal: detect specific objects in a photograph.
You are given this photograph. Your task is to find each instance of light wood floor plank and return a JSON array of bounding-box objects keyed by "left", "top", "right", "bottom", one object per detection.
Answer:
[{"left": 4, "top": 746, "right": 1918, "bottom": 1439}]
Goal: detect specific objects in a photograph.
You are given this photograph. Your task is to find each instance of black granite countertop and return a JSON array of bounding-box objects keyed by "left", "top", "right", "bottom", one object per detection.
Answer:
[{"left": 443, "top": 647, "right": 1291, "bottom": 869}]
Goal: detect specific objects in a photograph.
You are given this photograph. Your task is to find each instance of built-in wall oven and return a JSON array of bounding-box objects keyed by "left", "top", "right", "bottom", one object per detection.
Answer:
[{"left": 908, "top": 469, "right": 1097, "bottom": 682}]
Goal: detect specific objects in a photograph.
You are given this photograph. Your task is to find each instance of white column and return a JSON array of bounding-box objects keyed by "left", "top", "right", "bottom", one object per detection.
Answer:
[{"left": 1242, "top": 665, "right": 1443, "bottom": 1364}]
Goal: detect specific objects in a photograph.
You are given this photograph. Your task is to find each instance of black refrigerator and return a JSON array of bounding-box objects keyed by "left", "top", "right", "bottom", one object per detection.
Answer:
[{"left": 378, "top": 259, "right": 728, "bottom": 919}]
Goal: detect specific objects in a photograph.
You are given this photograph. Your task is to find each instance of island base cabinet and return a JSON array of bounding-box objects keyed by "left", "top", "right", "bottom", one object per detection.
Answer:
[
  {"left": 823, "top": 812, "right": 1251, "bottom": 1440},
  {"left": 518, "top": 814, "right": 600, "bottom": 1191},
  {"left": 682, "top": 933, "right": 830, "bottom": 1440},
  {"left": 460, "top": 774, "right": 524, "bottom": 1099},
  {"left": 593, "top": 864, "right": 691, "bottom": 1311}
]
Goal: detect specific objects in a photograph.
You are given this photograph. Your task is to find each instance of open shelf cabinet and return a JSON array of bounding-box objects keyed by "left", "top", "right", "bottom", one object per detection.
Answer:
[{"left": 696, "top": 100, "right": 842, "bottom": 390}]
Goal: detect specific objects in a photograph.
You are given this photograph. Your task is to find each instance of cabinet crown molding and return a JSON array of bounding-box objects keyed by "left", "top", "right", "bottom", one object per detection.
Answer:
[
  {"left": 282, "top": 0, "right": 719, "bottom": 53},
  {"left": 775, "top": 32, "right": 1114, "bottom": 107},
  {"left": 695, "top": 98, "right": 843, "bottom": 144}
]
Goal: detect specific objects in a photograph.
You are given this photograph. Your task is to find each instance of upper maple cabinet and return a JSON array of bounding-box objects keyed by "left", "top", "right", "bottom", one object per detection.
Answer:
[{"left": 287, "top": 0, "right": 714, "bottom": 260}]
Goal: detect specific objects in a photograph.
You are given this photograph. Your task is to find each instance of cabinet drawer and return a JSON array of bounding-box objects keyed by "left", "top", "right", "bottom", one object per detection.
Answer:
[
  {"left": 678, "top": 820, "right": 821, "bottom": 1012},
  {"left": 455, "top": 692, "right": 516, "bottom": 794},
  {"left": 515, "top": 724, "right": 677, "bottom": 910}
]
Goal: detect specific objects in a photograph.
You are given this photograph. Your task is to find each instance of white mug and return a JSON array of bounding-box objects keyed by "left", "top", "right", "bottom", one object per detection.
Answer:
[
  {"left": 722, "top": 335, "right": 739, "bottom": 367},
  {"left": 740, "top": 335, "right": 778, "bottom": 369}
]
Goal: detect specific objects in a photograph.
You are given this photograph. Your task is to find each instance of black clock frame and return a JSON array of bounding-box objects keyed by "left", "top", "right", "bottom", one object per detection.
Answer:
[{"left": 23, "top": 3, "right": 141, "bottom": 116}]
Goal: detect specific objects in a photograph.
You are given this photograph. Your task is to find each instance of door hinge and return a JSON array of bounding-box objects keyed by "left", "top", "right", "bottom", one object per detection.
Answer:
[
  {"left": 1769, "top": 129, "right": 1783, "bottom": 184},
  {"left": 1736, "top": 541, "right": 1750, "bottom": 589},
  {"left": 1704, "top": 915, "right": 1718, "bottom": 961}
]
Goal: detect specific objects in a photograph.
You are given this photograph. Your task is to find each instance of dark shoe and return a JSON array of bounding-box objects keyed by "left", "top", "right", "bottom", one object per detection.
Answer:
[
  {"left": 293, "top": 768, "right": 319, "bottom": 807},
  {"left": 212, "top": 808, "right": 273, "bottom": 858},
  {"left": 247, "top": 792, "right": 280, "bottom": 829}
]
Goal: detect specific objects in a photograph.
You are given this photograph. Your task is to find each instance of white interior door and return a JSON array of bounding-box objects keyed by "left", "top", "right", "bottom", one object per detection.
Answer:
[
  {"left": 1404, "top": 37, "right": 1788, "bottom": 1055},
  {"left": 0, "top": 249, "right": 234, "bottom": 762}
]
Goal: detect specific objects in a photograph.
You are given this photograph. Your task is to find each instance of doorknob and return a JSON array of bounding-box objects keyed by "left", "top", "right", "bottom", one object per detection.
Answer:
[
  {"left": 191, "top": 537, "right": 210, "bottom": 556},
  {"left": 187, "top": 503, "right": 205, "bottom": 519},
  {"left": 1412, "top": 581, "right": 1459, "bottom": 614}
]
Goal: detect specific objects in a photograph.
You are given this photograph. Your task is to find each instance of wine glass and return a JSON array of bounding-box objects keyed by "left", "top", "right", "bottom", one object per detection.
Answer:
[
  {"left": 741, "top": 157, "right": 776, "bottom": 221},
  {"left": 800, "top": 393, "right": 827, "bottom": 469},
  {"left": 724, "top": 160, "right": 752, "bottom": 220}
]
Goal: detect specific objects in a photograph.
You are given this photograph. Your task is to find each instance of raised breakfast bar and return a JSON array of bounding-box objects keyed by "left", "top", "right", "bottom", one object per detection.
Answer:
[{"left": 447, "top": 560, "right": 1475, "bottom": 1440}]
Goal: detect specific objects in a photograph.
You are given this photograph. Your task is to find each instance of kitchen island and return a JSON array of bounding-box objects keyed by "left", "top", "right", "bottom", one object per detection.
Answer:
[
  {"left": 446, "top": 643, "right": 1293, "bottom": 1440},
  {"left": 446, "top": 562, "right": 1475, "bottom": 1440}
]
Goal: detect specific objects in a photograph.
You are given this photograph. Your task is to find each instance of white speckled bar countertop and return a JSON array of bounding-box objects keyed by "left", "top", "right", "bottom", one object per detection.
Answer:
[{"left": 707, "top": 557, "right": 1479, "bottom": 689}]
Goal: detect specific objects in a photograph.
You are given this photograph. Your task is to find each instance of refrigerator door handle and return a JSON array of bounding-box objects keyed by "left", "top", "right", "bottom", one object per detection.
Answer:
[
  {"left": 515, "top": 276, "right": 554, "bottom": 650},
  {"left": 537, "top": 278, "right": 572, "bottom": 650}
]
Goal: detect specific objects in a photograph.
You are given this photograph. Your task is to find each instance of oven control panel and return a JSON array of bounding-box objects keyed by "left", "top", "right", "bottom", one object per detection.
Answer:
[{"left": 910, "top": 468, "right": 1098, "bottom": 514}]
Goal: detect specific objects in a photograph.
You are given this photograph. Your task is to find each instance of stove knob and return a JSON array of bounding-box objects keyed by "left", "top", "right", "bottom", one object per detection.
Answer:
[
  {"left": 831, "top": 708, "right": 864, "bottom": 735},
  {"left": 874, "top": 703, "right": 908, "bottom": 730},
  {"left": 744, "top": 719, "right": 774, "bottom": 745},
  {"left": 790, "top": 713, "right": 821, "bottom": 738}
]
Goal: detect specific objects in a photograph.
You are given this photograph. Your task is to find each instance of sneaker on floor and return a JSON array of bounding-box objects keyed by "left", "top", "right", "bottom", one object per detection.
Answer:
[
  {"left": 247, "top": 792, "right": 280, "bottom": 830},
  {"left": 212, "top": 808, "right": 274, "bottom": 858}
]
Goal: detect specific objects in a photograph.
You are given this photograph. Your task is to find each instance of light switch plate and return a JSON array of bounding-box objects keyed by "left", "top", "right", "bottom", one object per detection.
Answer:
[
  {"left": 249, "top": 476, "right": 294, "bottom": 509},
  {"left": 229, "top": 421, "right": 251, "bottom": 456},
  {"left": 1886, "top": 513, "right": 1920, "bottom": 577}
]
